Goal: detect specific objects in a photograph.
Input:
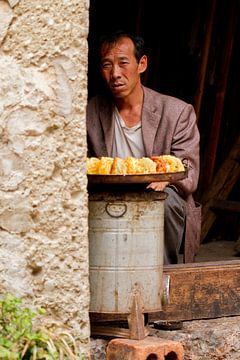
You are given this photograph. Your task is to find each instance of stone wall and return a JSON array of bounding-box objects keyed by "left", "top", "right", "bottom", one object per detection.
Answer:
[{"left": 0, "top": 0, "right": 90, "bottom": 356}]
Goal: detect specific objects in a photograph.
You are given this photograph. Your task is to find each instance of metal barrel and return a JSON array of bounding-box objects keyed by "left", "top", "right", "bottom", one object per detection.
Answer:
[{"left": 88, "top": 190, "right": 167, "bottom": 314}]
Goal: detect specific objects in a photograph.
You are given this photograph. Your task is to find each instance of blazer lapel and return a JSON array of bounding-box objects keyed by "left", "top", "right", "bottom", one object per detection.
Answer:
[
  {"left": 141, "top": 87, "right": 162, "bottom": 157},
  {"left": 99, "top": 101, "right": 115, "bottom": 156},
  {"left": 98, "top": 87, "right": 163, "bottom": 157}
]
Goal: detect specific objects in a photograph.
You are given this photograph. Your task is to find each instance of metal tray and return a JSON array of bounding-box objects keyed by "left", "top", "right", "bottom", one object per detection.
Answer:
[{"left": 88, "top": 169, "right": 187, "bottom": 184}]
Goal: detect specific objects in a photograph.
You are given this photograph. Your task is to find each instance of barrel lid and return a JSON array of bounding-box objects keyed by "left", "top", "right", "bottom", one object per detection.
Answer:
[{"left": 88, "top": 190, "right": 167, "bottom": 201}]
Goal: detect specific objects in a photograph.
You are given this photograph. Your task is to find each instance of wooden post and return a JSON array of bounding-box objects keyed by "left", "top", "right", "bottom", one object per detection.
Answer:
[
  {"left": 204, "top": 1, "right": 239, "bottom": 185},
  {"left": 194, "top": 0, "right": 216, "bottom": 121}
]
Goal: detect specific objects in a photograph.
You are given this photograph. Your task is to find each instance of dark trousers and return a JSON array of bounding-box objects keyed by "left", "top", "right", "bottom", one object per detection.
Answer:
[{"left": 164, "top": 187, "right": 186, "bottom": 264}]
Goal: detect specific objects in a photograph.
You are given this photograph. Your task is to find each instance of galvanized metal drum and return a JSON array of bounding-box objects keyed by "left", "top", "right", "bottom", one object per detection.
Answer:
[{"left": 88, "top": 190, "right": 167, "bottom": 314}]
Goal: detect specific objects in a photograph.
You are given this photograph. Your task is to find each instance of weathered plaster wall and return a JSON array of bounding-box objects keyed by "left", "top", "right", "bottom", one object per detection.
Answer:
[{"left": 0, "top": 0, "right": 90, "bottom": 356}]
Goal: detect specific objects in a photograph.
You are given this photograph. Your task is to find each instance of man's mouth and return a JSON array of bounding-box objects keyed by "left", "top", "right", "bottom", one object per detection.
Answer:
[{"left": 111, "top": 83, "right": 124, "bottom": 90}]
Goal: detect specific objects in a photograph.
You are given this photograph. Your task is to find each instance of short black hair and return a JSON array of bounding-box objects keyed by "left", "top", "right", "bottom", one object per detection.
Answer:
[{"left": 99, "top": 29, "right": 145, "bottom": 63}]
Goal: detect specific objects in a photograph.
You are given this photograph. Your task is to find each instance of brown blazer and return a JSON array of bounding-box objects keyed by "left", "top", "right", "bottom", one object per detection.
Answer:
[{"left": 87, "top": 86, "right": 201, "bottom": 262}]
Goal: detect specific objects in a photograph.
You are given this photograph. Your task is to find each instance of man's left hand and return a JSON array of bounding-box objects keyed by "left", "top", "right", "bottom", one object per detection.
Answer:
[{"left": 146, "top": 181, "right": 169, "bottom": 191}]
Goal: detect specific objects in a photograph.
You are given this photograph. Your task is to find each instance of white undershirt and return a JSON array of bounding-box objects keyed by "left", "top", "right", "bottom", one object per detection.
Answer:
[{"left": 111, "top": 107, "right": 145, "bottom": 158}]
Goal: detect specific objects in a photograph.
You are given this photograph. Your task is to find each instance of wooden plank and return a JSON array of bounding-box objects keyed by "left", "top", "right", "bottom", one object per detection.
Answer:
[
  {"left": 90, "top": 325, "right": 149, "bottom": 339},
  {"left": 91, "top": 325, "right": 131, "bottom": 338},
  {"left": 127, "top": 292, "right": 146, "bottom": 340},
  {"left": 201, "top": 135, "right": 240, "bottom": 242},
  {"left": 90, "top": 260, "right": 240, "bottom": 324},
  {"left": 149, "top": 260, "right": 240, "bottom": 322}
]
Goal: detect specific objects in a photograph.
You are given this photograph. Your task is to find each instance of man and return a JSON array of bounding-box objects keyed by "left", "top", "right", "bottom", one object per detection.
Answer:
[{"left": 87, "top": 30, "right": 201, "bottom": 264}]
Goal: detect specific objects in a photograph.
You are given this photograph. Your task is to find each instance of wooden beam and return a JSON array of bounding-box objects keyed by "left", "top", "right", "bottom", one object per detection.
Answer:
[
  {"left": 90, "top": 260, "right": 240, "bottom": 324},
  {"left": 201, "top": 135, "right": 240, "bottom": 242},
  {"left": 149, "top": 260, "right": 240, "bottom": 322}
]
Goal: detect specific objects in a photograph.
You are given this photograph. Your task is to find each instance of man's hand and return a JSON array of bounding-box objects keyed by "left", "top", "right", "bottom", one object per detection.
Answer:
[{"left": 146, "top": 181, "right": 169, "bottom": 191}]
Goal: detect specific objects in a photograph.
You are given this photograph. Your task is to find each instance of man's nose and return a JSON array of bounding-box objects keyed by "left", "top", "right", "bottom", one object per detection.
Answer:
[{"left": 111, "top": 64, "right": 121, "bottom": 78}]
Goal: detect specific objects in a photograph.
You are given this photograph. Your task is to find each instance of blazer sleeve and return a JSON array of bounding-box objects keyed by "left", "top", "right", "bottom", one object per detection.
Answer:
[
  {"left": 170, "top": 104, "right": 200, "bottom": 196},
  {"left": 86, "top": 96, "right": 108, "bottom": 157}
]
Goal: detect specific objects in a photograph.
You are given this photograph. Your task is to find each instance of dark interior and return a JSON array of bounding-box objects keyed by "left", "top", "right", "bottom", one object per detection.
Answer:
[{"left": 87, "top": 0, "right": 240, "bottom": 256}]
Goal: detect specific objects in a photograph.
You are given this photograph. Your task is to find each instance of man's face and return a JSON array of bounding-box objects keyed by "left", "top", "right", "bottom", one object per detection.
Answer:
[{"left": 100, "top": 37, "right": 147, "bottom": 98}]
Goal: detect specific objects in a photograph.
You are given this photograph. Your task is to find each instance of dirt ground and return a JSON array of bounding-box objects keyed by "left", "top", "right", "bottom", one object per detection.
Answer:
[
  {"left": 178, "top": 239, "right": 240, "bottom": 263},
  {"left": 196, "top": 239, "right": 239, "bottom": 262}
]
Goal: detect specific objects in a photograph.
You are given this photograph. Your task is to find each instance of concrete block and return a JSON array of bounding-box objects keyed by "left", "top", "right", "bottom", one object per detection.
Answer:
[{"left": 106, "top": 336, "right": 184, "bottom": 360}]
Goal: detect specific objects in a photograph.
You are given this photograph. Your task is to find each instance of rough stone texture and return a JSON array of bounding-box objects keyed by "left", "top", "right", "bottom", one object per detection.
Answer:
[
  {"left": 90, "top": 316, "right": 240, "bottom": 359},
  {"left": 0, "top": 0, "right": 90, "bottom": 357},
  {"left": 0, "top": 1, "right": 13, "bottom": 46},
  {"left": 90, "top": 339, "right": 109, "bottom": 360}
]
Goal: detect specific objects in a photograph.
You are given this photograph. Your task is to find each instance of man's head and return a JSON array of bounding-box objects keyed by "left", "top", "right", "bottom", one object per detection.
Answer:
[
  {"left": 99, "top": 30, "right": 146, "bottom": 64},
  {"left": 98, "top": 30, "right": 148, "bottom": 99}
]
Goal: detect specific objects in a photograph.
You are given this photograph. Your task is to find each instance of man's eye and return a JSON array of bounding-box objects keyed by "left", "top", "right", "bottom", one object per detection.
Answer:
[{"left": 102, "top": 63, "right": 111, "bottom": 69}]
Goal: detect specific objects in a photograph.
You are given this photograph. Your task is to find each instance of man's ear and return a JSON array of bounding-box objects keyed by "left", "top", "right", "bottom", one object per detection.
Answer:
[{"left": 138, "top": 55, "right": 148, "bottom": 74}]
